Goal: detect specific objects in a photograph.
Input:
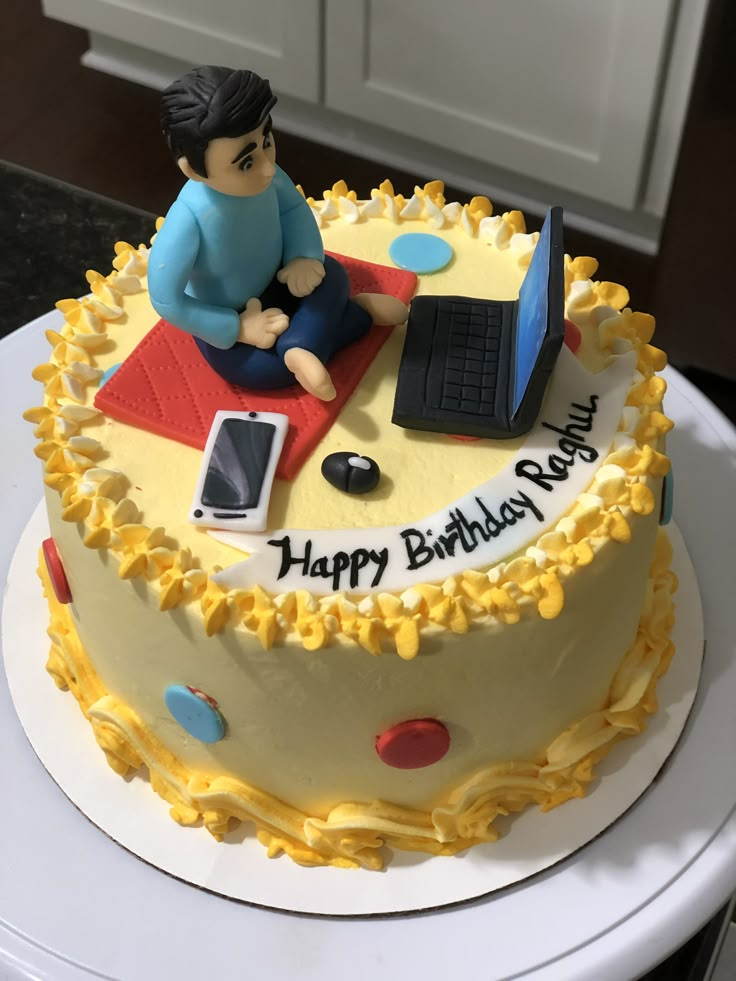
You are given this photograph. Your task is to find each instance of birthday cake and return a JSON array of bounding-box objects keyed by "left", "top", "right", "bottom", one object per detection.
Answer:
[{"left": 24, "top": 69, "right": 676, "bottom": 871}]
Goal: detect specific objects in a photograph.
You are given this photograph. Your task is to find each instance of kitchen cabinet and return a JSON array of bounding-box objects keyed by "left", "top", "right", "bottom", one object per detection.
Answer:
[
  {"left": 43, "top": 0, "right": 322, "bottom": 101},
  {"left": 42, "top": 0, "right": 710, "bottom": 249}
]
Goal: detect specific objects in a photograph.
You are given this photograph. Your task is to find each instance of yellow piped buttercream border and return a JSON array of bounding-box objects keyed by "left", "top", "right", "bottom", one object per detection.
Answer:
[
  {"left": 300, "top": 180, "right": 529, "bottom": 250},
  {"left": 38, "top": 530, "right": 677, "bottom": 870},
  {"left": 24, "top": 188, "right": 672, "bottom": 655}
]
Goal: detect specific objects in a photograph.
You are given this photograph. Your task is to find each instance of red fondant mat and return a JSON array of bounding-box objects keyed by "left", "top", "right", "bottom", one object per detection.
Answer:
[{"left": 95, "top": 253, "right": 416, "bottom": 480}]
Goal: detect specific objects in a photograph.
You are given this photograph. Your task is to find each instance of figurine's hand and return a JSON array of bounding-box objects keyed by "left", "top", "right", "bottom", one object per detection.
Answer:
[
  {"left": 277, "top": 258, "right": 326, "bottom": 298},
  {"left": 238, "top": 298, "right": 290, "bottom": 349}
]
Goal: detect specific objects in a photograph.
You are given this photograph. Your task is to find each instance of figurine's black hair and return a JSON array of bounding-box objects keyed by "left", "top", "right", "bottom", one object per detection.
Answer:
[{"left": 160, "top": 66, "right": 277, "bottom": 178}]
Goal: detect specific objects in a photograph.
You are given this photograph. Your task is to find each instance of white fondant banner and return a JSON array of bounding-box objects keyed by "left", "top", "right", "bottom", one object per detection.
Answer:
[{"left": 212, "top": 348, "right": 637, "bottom": 595}]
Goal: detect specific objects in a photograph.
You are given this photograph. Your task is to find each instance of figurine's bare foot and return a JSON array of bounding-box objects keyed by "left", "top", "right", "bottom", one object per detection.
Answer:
[
  {"left": 284, "top": 348, "right": 336, "bottom": 401},
  {"left": 354, "top": 293, "right": 409, "bottom": 326},
  {"left": 238, "top": 297, "right": 290, "bottom": 348}
]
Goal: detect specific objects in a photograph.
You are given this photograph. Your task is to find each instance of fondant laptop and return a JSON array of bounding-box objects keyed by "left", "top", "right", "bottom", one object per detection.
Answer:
[{"left": 392, "top": 206, "right": 565, "bottom": 439}]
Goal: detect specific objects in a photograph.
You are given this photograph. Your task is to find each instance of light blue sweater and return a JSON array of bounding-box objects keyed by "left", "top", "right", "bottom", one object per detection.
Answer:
[{"left": 148, "top": 166, "right": 324, "bottom": 349}]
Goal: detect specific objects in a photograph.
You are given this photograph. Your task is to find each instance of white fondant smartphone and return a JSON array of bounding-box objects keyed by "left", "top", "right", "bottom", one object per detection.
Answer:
[{"left": 189, "top": 410, "right": 289, "bottom": 533}]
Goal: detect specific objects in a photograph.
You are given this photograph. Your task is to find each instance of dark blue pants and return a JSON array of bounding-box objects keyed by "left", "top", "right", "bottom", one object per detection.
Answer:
[{"left": 194, "top": 254, "right": 371, "bottom": 389}]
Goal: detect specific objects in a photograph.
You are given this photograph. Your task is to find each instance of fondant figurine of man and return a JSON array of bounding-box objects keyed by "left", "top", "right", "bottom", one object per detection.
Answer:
[{"left": 149, "top": 65, "right": 407, "bottom": 400}]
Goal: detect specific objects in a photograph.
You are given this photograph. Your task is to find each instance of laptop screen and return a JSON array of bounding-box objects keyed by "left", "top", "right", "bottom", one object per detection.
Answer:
[{"left": 510, "top": 208, "right": 560, "bottom": 416}]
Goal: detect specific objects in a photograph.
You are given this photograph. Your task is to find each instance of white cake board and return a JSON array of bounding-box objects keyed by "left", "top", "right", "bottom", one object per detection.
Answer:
[{"left": 3, "top": 499, "right": 703, "bottom": 917}]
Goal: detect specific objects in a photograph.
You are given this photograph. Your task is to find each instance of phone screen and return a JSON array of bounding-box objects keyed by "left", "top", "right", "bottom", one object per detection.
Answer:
[{"left": 201, "top": 418, "right": 276, "bottom": 511}]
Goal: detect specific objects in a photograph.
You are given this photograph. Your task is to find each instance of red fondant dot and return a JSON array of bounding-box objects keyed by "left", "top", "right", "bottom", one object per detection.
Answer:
[
  {"left": 564, "top": 319, "right": 582, "bottom": 353},
  {"left": 186, "top": 686, "right": 219, "bottom": 709},
  {"left": 376, "top": 718, "right": 450, "bottom": 769},
  {"left": 42, "top": 537, "right": 73, "bottom": 604}
]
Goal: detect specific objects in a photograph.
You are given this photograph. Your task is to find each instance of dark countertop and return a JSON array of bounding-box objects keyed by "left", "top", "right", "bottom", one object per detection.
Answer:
[
  {"left": 1, "top": 161, "right": 155, "bottom": 339},
  {"left": 1, "top": 159, "right": 734, "bottom": 980}
]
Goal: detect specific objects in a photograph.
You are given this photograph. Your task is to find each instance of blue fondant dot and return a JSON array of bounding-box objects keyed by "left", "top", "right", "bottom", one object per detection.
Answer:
[
  {"left": 660, "top": 468, "right": 674, "bottom": 526},
  {"left": 100, "top": 363, "right": 122, "bottom": 388},
  {"left": 388, "top": 233, "right": 454, "bottom": 274},
  {"left": 165, "top": 685, "right": 225, "bottom": 743}
]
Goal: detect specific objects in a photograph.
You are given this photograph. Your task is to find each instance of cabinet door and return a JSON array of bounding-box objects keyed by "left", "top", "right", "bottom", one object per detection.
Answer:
[
  {"left": 44, "top": 0, "right": 321, "bottom": 100},
  {"left": 325, "top": 0, "right": 675, "bottom": 209}
]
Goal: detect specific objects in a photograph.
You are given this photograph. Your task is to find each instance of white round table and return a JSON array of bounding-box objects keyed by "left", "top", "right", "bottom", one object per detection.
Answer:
[{"left": 1, "top": 315, "right": 735, "bottom": 981}]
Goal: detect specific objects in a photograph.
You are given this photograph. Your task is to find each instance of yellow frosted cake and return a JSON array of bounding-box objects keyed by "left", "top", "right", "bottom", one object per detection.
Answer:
[{"left": 25, "top": 178, "right": 676, "bottom": 871}]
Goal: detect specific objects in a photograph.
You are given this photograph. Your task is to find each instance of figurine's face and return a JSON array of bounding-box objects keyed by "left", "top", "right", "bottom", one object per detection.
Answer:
[{"left": 179, "top": 118, "right": 277, "bottom": 196}]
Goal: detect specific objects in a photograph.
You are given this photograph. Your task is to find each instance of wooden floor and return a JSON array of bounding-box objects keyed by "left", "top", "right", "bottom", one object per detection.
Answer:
[{"left": 3, "top": 0, "right": 735, "bottom": 419}]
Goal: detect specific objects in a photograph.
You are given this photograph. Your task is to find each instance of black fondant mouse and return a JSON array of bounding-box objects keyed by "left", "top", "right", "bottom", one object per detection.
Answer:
[{"left": 321, "top": 452, "right": 380, "bottom": 494}]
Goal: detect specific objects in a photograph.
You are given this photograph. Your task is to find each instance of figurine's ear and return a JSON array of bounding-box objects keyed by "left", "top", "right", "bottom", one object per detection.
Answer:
[{"left": 178, "top": 157, "right": 205, "bottom": 183}]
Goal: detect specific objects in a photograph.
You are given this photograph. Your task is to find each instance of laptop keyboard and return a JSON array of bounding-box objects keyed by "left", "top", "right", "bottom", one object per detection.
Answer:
[{"left": 435, "top": 299, "right": 503, "bottom": 414}]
